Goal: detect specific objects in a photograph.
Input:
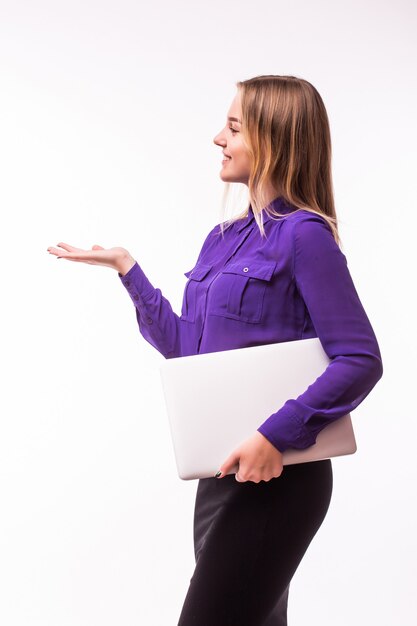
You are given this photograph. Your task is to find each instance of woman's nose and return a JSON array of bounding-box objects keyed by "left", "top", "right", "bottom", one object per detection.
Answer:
[{"left": 213, "top": 132, "right": 226, "bottom": 147}]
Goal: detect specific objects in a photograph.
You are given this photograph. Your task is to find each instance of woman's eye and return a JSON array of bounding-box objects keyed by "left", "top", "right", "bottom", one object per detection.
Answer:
[{"left": 229, "top": 126, "right": 238, "bottom": 135}]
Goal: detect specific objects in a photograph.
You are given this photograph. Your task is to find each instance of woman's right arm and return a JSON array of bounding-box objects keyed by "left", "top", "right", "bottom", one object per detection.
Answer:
[
  {"left": 117, "top": 223, "right": 222, "bottom": 359},
  {"left": 117, "top": 259, "right": 182, "bottom": 359}
]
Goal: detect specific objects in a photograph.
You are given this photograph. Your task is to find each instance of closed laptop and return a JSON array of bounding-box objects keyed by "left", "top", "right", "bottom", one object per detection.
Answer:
[{"left": 159, "top": 337, "right": 356, "bottom": 480}]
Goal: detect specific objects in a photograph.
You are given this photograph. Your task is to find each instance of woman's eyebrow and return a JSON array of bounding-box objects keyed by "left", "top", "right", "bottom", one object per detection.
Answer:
[{"left": 227, "top": 116, "right": 242, "bottom": 124}]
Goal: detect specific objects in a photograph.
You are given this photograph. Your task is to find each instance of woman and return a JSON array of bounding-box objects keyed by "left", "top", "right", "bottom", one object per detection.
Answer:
[{"left": 47, "top": 75, "right": 383, "bottom": 625}]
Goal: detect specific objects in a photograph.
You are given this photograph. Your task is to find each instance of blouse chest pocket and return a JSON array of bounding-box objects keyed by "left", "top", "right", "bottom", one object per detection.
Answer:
[
  {"left": 209, "top": 260, "right": 277, "bottom": 324},
  {"left": 181, "top": 263, "right": 213, "bottom": 322}
]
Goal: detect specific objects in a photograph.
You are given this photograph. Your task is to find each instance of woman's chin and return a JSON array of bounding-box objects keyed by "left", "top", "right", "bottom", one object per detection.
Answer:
[
  {"left": 219, "top": 171, "right": 236, "bottom": 183},
  {"left": 219, "top": 174, "right": 247, "bottom": 186}
]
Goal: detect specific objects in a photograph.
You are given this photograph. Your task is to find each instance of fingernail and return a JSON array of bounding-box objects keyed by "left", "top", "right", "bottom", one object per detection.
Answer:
[{"left": 215, "top": 470, "right": 222, "bottom": 478}]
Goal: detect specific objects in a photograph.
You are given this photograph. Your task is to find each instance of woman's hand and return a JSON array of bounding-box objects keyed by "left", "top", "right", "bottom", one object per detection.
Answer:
[
  {"left": 47, "top": 242, "right": 136, "bottom": 275},
  {"left": 215, "top": 431, "right": 284, "bottom": 483}
]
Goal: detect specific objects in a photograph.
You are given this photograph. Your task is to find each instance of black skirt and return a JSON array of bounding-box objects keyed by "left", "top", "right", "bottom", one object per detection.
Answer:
[{"left": 178, "top": 459, "right": 333, "bottom": 626}]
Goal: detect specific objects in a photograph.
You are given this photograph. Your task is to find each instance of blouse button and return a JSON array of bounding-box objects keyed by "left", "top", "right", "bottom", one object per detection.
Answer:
[
  {"left": 133, "top": 294, "right": 139, "bottom": 301},
  {"left": 243, "top": 267, "right": 249, "bottom": 272},
  {"left": 147, "top": 317, "right": 153, "bottom": 324}
]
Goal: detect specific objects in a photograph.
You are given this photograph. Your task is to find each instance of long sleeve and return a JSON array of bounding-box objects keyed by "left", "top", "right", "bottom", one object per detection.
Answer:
[
  {"left": 257, "top": 213, "right": 383, "bottom": 452},
  {"left": 117, "top": 223, "right": 222, "bottom": 359},
  {"left": 118, "top": 261, "right": 182, "bottom": 359}
]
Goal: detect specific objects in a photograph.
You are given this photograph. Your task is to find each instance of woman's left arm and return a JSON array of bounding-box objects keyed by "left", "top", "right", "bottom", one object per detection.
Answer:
[
  {"left": 256, "top": 213, "right": 383, "bottom": 453},
  {"left": 217, "top": 213, "right": 383, "bottom": 481}
]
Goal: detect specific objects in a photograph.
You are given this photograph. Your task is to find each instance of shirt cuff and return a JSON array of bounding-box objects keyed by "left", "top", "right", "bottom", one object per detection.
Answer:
[
  {"left": 257, "top": 405, "right": 318, "bottom": 453},
  {"left": 118, "top": 261, "right": 156, "bottom": 303}
]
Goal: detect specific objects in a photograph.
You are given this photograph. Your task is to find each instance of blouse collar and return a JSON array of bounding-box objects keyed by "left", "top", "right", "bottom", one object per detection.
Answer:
[{"left": 236, "top": 195, "right": 297, "bottom": 233}]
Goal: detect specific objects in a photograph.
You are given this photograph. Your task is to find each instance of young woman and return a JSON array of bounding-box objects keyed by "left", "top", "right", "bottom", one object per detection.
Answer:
[{"left": 47, "top": 75, "right": 383, "bottom": 625}]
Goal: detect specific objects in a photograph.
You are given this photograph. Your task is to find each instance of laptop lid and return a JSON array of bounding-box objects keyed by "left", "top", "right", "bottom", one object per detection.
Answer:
[{"left": 159, "top": 337, "right": 356, "bottom": 480}]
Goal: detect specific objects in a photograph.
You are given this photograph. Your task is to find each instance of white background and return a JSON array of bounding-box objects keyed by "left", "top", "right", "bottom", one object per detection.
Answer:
[{"left": 0, "top": 1, "right": 416, "bottom": 624}]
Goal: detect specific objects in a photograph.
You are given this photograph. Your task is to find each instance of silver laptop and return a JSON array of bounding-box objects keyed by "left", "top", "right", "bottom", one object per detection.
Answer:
[{"left": 159, "top": 337, "right": 356, "bottom": 480}]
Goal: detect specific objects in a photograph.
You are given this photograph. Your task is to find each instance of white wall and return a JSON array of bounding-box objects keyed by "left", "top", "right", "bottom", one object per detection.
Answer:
[{"left": 0, "top": 0, "right": 415, "bottom": 624}]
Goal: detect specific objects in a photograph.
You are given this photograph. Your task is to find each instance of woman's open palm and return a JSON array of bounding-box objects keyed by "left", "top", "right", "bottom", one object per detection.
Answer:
[{"left": 47, "top": 242, "right": 134, "bottom": 273}]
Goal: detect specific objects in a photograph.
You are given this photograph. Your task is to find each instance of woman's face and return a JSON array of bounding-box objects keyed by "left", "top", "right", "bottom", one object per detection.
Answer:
[{"left": 213, "top": 91, "right": 252, "bottom": 185}]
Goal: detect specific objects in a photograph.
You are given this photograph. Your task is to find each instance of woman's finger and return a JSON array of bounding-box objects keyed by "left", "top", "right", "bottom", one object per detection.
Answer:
[
  {"left": 47, "top": 246, "right": 81, "bottom": 258},
  {"left": 215, "top": 450, "right": 240, "bottom": 479},
  {"left": 56, "top": 242, "right": 84, "bottom": 252},
  {"left": 48, "top": 245, "right": 103, "bottom": 258},
  {"left": 47, "top": 248, "right": 100, "bottom": 263}
]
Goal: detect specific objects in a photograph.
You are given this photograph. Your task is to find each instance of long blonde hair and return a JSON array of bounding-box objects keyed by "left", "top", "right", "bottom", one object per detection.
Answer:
[{"left": 219, "top": 75, "right": 340, "bottom": 245}]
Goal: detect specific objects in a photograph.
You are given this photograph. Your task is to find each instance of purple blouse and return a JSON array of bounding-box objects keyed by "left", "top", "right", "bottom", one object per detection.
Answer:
[{"left": 118, "top": 196, "right": 383, "bottom": 453}]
